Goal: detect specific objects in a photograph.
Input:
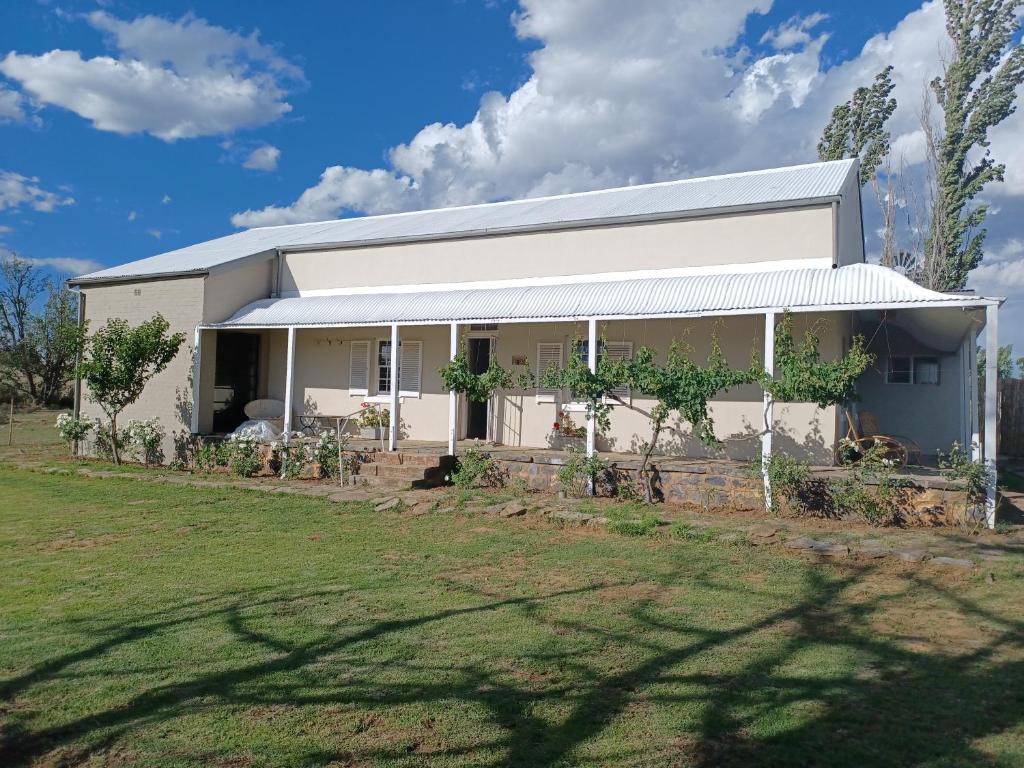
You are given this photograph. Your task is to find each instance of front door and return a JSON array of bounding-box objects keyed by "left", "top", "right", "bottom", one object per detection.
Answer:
[
  {"left": 466, "top": 337, "right": 491, "bottom": 439},
  {"left": 213, "top": 332, "right": 260, "bottom": 433}
]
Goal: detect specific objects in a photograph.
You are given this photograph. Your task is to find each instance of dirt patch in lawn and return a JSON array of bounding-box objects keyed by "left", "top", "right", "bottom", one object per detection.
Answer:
[{"left": 35, "top": 531, "right": 126, "bottom": 552}]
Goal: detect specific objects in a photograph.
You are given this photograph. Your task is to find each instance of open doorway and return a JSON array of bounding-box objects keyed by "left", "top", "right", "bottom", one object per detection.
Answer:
[
  {"left": 465, "top": 337, "right": 491, "bottom": 439},
  {"left": 213, "top": 332, "right": 260, "bottom": 433}
]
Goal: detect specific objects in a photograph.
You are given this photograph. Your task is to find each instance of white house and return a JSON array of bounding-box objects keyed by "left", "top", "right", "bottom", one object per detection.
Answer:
[{"left": 69, "top": 159, "right": 1003, "bottom": 521}]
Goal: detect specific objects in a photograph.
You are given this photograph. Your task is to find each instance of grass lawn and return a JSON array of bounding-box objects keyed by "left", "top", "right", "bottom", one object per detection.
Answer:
[{"left": 1, "top": 466, "right": 1023, "bottom": 767}]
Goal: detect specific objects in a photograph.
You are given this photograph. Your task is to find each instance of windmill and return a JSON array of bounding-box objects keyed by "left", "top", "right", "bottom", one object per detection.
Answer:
[{"left": 888, "top": 250, "right": 924, "bottom": 284}]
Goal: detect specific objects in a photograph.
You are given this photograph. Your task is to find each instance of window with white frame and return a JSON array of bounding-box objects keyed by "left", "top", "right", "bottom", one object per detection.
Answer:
[
  {"left": 376, "top": 340, "right": 423, "bottom": 397},
  {"left": 349, "top": 340, "right": 370, "bottom": 396},
  {"left": 887, "top": 355, "right": 940, "bottom": 385},
  {"left": 535, "top": 342, "right": 563, "bottom": 402}
]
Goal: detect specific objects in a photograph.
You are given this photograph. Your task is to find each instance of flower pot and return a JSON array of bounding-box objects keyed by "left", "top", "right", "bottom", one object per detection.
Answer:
[{"left": 360, "top": 427, "right": 383, "bottom": 439}]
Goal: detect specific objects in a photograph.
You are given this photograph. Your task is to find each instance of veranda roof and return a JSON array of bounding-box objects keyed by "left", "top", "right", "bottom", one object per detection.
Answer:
[{"left": 205, "top": 263, "right": 998, "bottom": 329}]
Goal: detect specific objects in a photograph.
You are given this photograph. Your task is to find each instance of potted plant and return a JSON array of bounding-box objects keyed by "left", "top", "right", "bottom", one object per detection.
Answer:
[
  {"left": 550, "top": 410, "right": 586, "bottom": 450},
  {"left": 358, "top": 403, "right": 390, "bottom": 439}
]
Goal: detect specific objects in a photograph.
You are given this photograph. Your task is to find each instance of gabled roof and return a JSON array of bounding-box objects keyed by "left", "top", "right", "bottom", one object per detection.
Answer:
[
  {"left": 72, "top": 159, "right": 859, "bottom": 284},
  {"left": 206, "top": 263, "right": 996, "bottom": 329}
]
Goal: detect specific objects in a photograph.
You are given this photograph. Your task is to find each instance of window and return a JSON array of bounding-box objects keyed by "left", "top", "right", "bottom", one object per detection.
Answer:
[
  {"left": 376, "top": 340, "right": 423, "bottom": 397},
  {"left": 535, "top": 343, "right": 563, "bottom": 402},
  {"left": 349, "top": 340, "right": 370, "bottom": 395},
  {"left": 887, "top": 356, "right": 912, "bottom": 384},
  {"left": 378, "top": 340, "right": 393, "bottom": 394},
  {"left": 572, "top": 340, "right": 633, "bottom": 404},
  {"left": 914, "top": 357, "right": 940, "bottom": 385},
  {"left": 887, "top": 355, "right": 941, "bottom": 385}
]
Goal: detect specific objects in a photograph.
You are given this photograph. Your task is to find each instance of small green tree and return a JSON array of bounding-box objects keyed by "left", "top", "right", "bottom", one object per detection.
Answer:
[
  {"left": 77, "top": 315, "right": 185, "bottom": 464},
  {"left": 924, "top": 0, "right": 1024, "bottom": 290},
  {"left": 978, "top": 343, "right": 1019, "bottom": 380},
  {"left": 817, "top": 65, "right": 898, "bottom": 184}
]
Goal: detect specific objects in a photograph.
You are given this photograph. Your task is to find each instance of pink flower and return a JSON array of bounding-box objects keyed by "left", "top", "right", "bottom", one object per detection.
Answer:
[{"left": 360, "top": 402, "right": 369, "bottom": 408}]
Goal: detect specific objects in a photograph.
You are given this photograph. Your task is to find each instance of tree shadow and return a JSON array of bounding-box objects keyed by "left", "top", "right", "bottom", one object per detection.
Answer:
[{"left": 2, "top": 561, "right": 1022, "bottom": 767}]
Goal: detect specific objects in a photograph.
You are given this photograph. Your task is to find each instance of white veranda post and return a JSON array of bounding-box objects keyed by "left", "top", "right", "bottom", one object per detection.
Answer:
[
  {"left": 586, "top": 317, "right": 597, "bottom": 458},
  {"left": 761, "top": 312, "right": 775, "bottom": 512},
  {"left": 280, "top": 327, "right": 296, "bottom": 479},
  {"left": 984, "top": 303, "right": 998, "bottom": 528},
  {"left": 448, "top": 322, "right": 458, "bottom": 456},
  {"left": 190, "top": 326, "right": 202, "bottom": 434},
  {"left": 389, "top": 323, "right": 400, "bottom": 452}
]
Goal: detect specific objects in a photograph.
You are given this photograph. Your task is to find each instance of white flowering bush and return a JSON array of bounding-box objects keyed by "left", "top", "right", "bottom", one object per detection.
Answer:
[
  {"left": 228, "top": 432, "right": 263, "bottom": 477},
  {"left": 313, "top": 430, "right": 341, "bottom": 479},
  {"left": 124, "top": 418, "right": 166, "bottom": 466},
  {"left": 55, "top": 414, "right": 92, "bottom": 454}
]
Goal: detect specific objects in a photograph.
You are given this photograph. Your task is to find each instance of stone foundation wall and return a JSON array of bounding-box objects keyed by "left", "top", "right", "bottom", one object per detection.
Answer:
[{"left": 490, "top": 453, "right": 972, "bottom": 525}]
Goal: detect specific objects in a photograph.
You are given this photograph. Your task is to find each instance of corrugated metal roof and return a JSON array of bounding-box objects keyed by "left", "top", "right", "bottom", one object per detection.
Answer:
[
  {"left": 74, "top": 159, "right": 857, "bottom": 283},
  {"left": 206, "top": 263, "right": 990, "bottom": 328}
]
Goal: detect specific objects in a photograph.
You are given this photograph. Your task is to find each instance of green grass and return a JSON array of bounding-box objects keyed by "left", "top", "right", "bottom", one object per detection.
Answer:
[{"left": 1, "top": 466, "right": 1024, "bottom": 767}]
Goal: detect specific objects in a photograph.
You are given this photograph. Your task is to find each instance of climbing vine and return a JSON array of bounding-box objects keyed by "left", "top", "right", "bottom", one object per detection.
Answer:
[
  {"left": 765, "top": 312, "right": 873, "bottom": 407},
  {"left": 438, "top": 345, "right": 532, "bottom": 403},
  {"left": 627, "top": 335, "right": 760, "bottom": 502},
  {"left": 540, "top": 339, "right": 631, "bottom": 432}
]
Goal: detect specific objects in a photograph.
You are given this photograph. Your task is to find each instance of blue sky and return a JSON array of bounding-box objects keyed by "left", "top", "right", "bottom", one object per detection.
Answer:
[{"left": 1, "top": 1, "right": 1022, "bottom": 346}]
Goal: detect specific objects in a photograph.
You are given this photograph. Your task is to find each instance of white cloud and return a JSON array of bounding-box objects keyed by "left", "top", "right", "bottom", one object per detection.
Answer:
[
  {"left": 242, "top": 144, "right": 280, "bottom": 171},
  {"left": 161, "top": 194, "right": 171, "bottom": 204},
  {"left": 147, "top": 228, "right": 161, "bottom": 239},
  {"left": 0, "top": 224, "right": 12, "bottom": 235},
  {"left": 0, "top": 11, "right": 302, "bottom": 141},
  {"left": 0, "top": 170, "right": 75, "bottom": 212},
  {"left": 127, "top": 210, "right": 137, "bottom": 221},
  {"left": 26, "top": 256, "right": 103, "bottom": 274},
  {"left": 0, "top": 84, "right": 28, "bottom": 122},
  {"left": 760, "top": 12, "right": 829, "bottom": 50}
]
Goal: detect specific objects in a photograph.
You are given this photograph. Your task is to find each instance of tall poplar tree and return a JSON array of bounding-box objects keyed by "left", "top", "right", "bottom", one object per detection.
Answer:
[{"left": 817, "top": 66, "right": 898, "bottom": 184}]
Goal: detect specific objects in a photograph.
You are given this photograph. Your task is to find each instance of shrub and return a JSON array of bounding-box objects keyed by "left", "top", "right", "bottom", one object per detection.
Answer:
[
  {"left": 124, "top": 418, "right": 165, "bottom": 466},
  {"left": 451, "top": 448, "right": 503, "bottom": 488},
  {"left": 602, "top": 500, "right": 661, "bottom": 536},
  {"left": 55, "top": 413, "right": 92, "bottom": 453},
  {"left": 753, "top": 453, "right": 812, "bottom": 515},
  {"left": 227, "top": 433, "right": 262, "bottom": 477},
  {"left": 193, "top": 441, "right": 216, "bottom": 472},
  {"left": 313, "top": 430, "right": 341, "bottom": 479},
  {"left": 832, "top": 443, "right": 906, "bottom": 526},
  {"left": 556, "top": 445, "right": 609, "bottom": 498},
  {"left": 938, "top": 441, "right": 992, "bottom": 527}
]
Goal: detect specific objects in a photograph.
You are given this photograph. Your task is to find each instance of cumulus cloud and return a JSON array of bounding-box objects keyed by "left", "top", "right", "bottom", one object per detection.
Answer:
[
  {"left": 0, "top": 84, "right": 28, "bottom": 122},
  {"left": 0, "top": 170, "right": 75, "bottom": 212},
  {"left": 127, "top": 210, "right": 137, "bottom": 221},
  {"left": 0, "top": 11, "right": 302, "bottom": 141},
  {"left": 235, "top": 1, "right": 997, "bottom": 229},
  {"left": 242, "top": 144, "right": 281, "bottom": 171}
]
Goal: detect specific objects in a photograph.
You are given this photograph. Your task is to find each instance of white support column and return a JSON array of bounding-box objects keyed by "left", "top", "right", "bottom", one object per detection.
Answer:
[
  {"left": 282, "top": 326, "right": 296, "bottom": 440},
  {"left": 969, "top": 329, "right": 981, "bottom": 462},
  {"left": 190, "top": 326, "right": 202, "bottom": 435},
  {"left": 586, "top": 317, "right": 598, "bottom": 458},
  {"left": 984, "top": 303, "right": 998, "bottom": 529},
  {"left": 762, "top": 312, "right": 776, "bottom": 512},
  {"left": 389, "top": 323, "right": 400, "bottom": 452},
  {"left": 448, "top": 322, "right": 458, "bottom": 456}
]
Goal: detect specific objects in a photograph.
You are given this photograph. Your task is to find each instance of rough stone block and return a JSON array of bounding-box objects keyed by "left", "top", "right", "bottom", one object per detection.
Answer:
[{"left": 931, "top": 556, "right": 973, "bottom": 570}]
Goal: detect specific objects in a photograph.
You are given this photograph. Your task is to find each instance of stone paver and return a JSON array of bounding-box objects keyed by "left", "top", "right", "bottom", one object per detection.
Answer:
[
  {"left": 894, "top": 549, "right": 931, "bottom": 563},
  {"left": 931, "top": 556, "right": 974, "bottom": 570},
  {"left": 374, "top": 497, "right": 402, "bottom": 512}
]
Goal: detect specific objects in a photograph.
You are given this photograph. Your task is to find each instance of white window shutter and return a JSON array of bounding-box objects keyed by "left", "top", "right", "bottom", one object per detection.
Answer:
[
  {"left": 603, "top": 341, "right": 633, "bottom": 404},
  {"left": 536, "top": 342, "right": 562, "bottom": 403},
  {"left": 349, "top": 340, "right": 370, "bottom": 396},
  {"left": 399, "top": 340, "right": 422, "bottom": 396}
]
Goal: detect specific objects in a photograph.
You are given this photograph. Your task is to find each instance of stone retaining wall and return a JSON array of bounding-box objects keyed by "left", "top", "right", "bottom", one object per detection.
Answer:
[{"left": 488, "top": 452, "right": 973, "bottom": 525}]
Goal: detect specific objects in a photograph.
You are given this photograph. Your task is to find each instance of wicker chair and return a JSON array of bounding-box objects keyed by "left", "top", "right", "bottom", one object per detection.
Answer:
[{"left": 843, "top": 410, "right": 917, "bottom": 467}]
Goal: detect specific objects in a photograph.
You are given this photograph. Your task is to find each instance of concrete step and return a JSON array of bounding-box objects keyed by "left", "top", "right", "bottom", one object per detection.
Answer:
[
  {"left": 356, "top": 452, "right": 446, "bottom": 467},
  {"left": 360, "top": 463, "right": 430, "bottom": 481}
]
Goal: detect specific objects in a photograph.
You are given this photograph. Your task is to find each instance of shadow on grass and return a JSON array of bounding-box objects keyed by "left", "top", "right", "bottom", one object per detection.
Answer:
[{"left": 1, "top": 564, "right": 1022, "bottom": 767}]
